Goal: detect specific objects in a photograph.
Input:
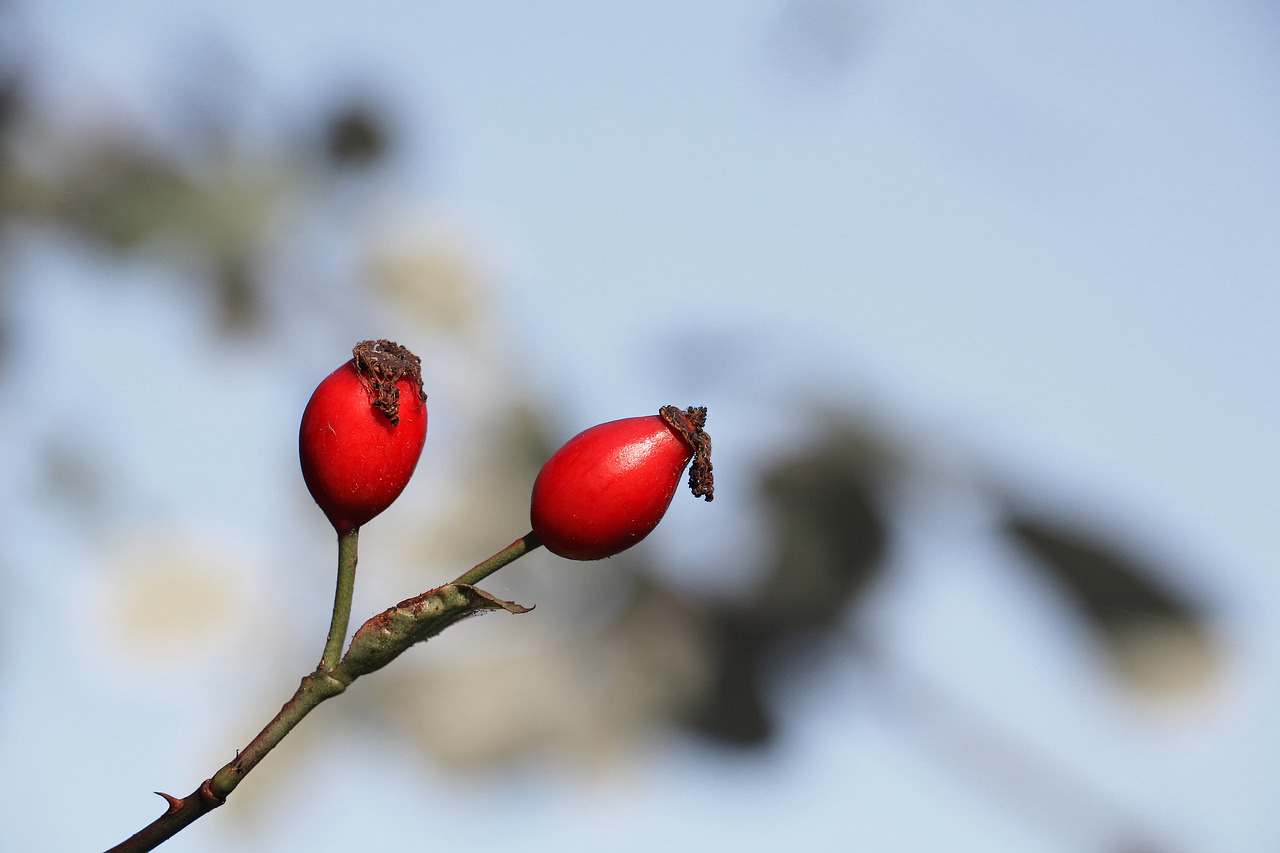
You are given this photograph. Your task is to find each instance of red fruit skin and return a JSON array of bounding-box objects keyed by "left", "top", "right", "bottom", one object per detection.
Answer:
[
  {"left": 299, "top": 360, "right": 427, "bottom": 535},
  {"left": 531, "top": 415, "right": 694, "bottom": 560}
]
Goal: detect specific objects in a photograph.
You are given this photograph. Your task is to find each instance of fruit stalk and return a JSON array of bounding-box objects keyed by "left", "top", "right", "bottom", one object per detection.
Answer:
[
  {"left": 451, "top": 531, "right": 543, "bottom": 587},
  {"left": 320, "top": 527, "right": 360, "bottom": 671}
]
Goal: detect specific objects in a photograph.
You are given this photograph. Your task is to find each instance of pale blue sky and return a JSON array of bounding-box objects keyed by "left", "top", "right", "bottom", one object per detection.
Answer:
[{"left": 3, "top": 2, "right": 1279, "bottom": 851}]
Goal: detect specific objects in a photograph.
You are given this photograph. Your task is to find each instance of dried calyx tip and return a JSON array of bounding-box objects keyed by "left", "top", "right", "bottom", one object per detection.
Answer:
[
  {"left": 352, "top": 339, "right": 426, "bottom": 426},
  {"left": 660, "top": 405, "right": 714, "bottom": 502}
]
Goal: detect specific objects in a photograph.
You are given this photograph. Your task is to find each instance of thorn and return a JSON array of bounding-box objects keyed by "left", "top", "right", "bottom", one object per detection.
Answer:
[{"left": 154, "top": 791, "right": 183, "bottom": 814}]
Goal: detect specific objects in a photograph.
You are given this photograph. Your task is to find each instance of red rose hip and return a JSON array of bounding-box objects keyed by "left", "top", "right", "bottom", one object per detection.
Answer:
[
  {"left": 299, "top": 340, "right": 428, "bottom": 535},
  {"left": 531, "top": 405, "right": 713, "bottom": 560}
]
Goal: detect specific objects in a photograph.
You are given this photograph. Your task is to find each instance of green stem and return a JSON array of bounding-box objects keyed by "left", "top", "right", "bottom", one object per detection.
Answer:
[
  {"left": 321, "top": 527, "right": 360, "bottom": 671},
  {"left": 209, "top": 671, "right": 346, "bottom": 796},
  {"left": 452, "top": 531, "right": 542, "bottom": 586}
]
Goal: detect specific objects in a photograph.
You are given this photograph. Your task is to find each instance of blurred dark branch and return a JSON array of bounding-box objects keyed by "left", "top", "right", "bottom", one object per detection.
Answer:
[
  {"left": 0, "top": 42, "right": 397, "bottom": 347},
  {"left": 676, "top": 418, "right": 1214, "bottom": 851},
  {"left": 1004, "top": 512, "right": 1219, "bottom": 695},
  {"left": 1005, "top": 513, "right": 1203, "bottom": 632},
  {"left": 683, "top": 424, "right": 890, "bottom": 745}
]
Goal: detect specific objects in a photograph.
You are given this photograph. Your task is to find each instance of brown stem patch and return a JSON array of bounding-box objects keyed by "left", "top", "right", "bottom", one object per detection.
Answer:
[
  {"left": 352, "top": 339, "right": 427, "bottom": 426},
  {"left": 661, "top": 405, "right": 714, "bottom": 502}
]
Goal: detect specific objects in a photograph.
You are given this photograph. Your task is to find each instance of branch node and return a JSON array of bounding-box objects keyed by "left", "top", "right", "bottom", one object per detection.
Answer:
[{"left": 199, "top": 778, "right": 226, "bottom": 807}]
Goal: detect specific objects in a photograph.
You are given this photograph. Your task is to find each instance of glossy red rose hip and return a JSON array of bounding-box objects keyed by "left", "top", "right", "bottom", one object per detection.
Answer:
[
  {"left": 299, "top": 340, "right": 427, "bottom": 535},
  {"left": 531, "top": 406, "right": 713, "bottom": 560}
]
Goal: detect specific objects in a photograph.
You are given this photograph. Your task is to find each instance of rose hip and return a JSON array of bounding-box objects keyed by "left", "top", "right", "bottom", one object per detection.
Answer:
[
  {"left": 530, "top": 405, "right": 712, "bottom": 560},
  {"left": 299, "top": 340, "right": 427, "bottom": 535}
]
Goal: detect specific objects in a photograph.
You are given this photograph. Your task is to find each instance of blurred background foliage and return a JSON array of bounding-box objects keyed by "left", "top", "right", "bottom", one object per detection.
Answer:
[{"left": 0, "top": 3, "right": 1240, "bottom": 852}]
